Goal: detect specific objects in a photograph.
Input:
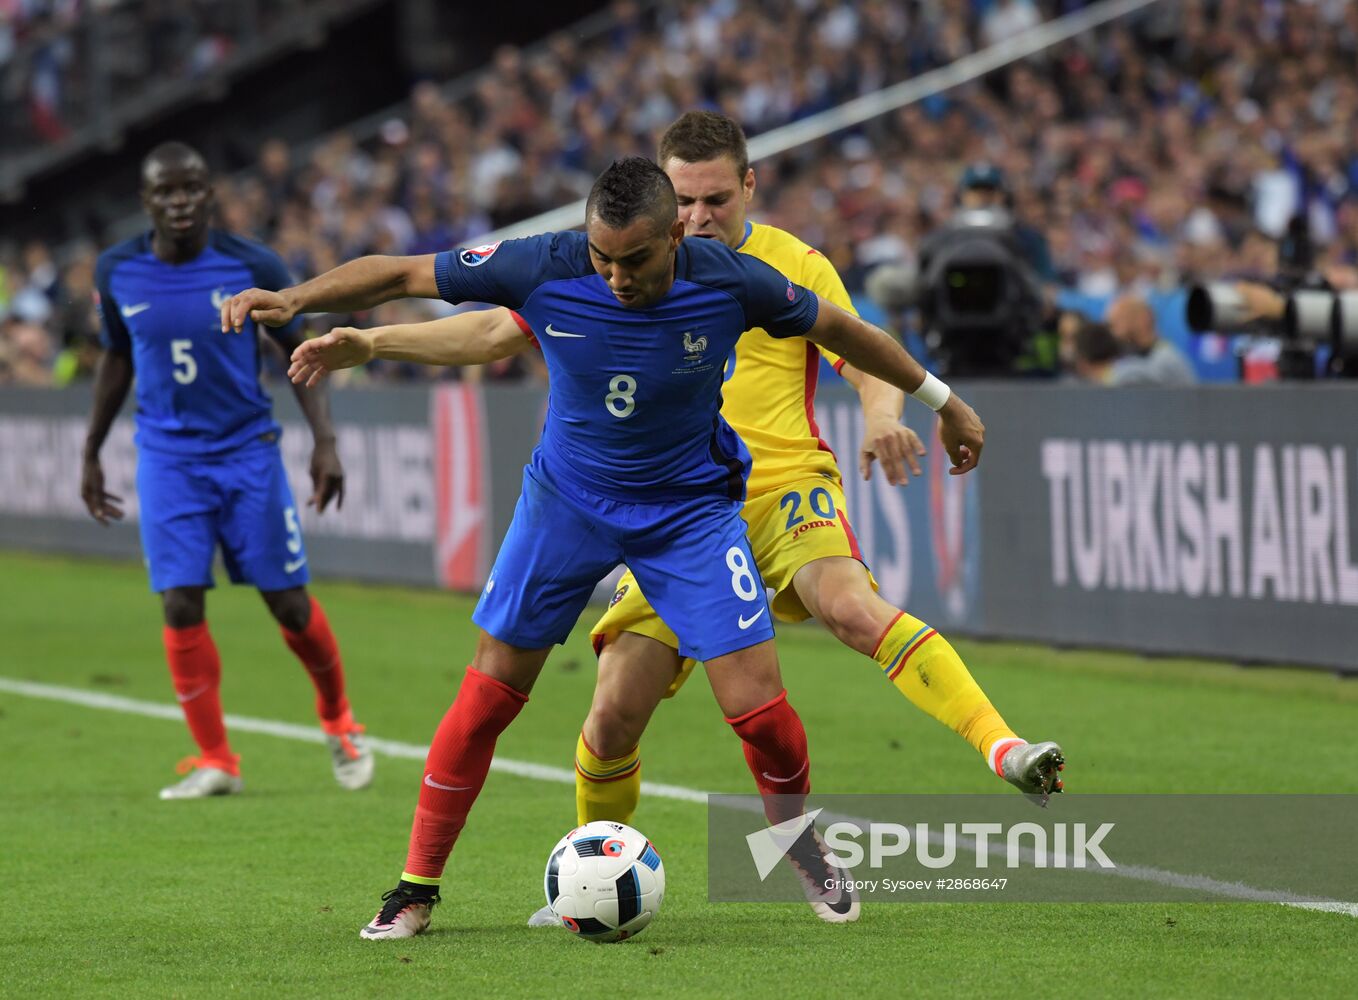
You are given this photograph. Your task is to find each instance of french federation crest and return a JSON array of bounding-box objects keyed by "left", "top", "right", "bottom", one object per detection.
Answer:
[{"left": 682, "top": 331, "right": 708, "bottom": 364}]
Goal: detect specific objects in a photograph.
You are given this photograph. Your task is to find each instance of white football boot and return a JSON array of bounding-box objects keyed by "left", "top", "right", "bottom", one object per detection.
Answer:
[
  {"left": 360, "top": 887, "right": 440, "bottom": 940},
  {"left": 158, "top": 758, "right": 243, "bottom": 800},
  {"left": 527, "top": 904, "right": 557, "bottom": 927},
  {"left": 321, "top": 710, "right": 375, "bottom": 791},
  {"left": 785, "top": 826, "right": 860, "bottom": 924},
  {"left": 995, "top": 739, "right": 1066, "bottom": 804}
]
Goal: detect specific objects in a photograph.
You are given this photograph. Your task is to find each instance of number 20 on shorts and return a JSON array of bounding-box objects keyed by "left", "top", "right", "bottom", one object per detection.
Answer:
[{"left": 779, "top": 486, "right": 835, "bottom": 531}]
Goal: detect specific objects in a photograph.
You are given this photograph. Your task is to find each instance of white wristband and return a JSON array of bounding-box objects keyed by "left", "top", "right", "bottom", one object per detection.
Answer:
[{"left": 911, "top": 371, "right": 951, "bottom": 412}]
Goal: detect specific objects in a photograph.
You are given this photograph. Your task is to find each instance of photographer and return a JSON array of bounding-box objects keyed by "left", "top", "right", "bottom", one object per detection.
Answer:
[{"left": 1186, "top": 217, "right": 1358, "bottom": 380}]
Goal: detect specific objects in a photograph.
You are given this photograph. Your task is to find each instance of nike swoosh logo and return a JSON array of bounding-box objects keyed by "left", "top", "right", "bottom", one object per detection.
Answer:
[
  {"left": 121, "top": 303, "right": 151, "bottom": 318},
  {"left": 424, "top": 774, "right": 472, "bottom": 792},
  {"left": 738, "top": 608, "right": 767, "bottom": 630},
  {"left": 544, "top": 323, "right": 586, "bottom": 338},
  {"left": 825, "top": 888, "right": 858, "bottom": 914},
  {"left": 284, "top": 557, "right": 307, "bottom": 573},
  {"left": 175, "top": 684, "right": 210, "bottom": 703}
]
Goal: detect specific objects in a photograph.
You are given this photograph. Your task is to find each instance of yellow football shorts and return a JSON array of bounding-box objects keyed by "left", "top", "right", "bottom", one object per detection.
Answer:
[{"left": 589, "top": 475, "right": 877, "bottom": 696}]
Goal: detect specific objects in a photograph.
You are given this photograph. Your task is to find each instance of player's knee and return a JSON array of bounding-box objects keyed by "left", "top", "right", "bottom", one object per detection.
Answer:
[
  {"left": 584, "top": 701, "right": 645, "bottom": 760},
  {"left": 262, "top": 587, "right": 311, "bottom": 632},
  {"left": 815, "top": 590, "right": 884, "bottom": 655},
  {"left": 161, "top": 588, "right": 205, "bottom": 629}
]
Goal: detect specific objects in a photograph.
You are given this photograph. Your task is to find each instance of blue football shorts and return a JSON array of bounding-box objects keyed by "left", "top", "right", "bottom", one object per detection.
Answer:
[
  {"left": 473, "top": 466, "right": 773, "bottom": 661},
  {"left": 136, "top": 440, "right": 309, "bottom": 593}
]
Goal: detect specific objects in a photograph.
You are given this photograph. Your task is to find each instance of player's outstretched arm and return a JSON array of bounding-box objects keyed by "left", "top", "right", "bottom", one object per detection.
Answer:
[
  {"left": 221, "top": 254, "right": 441, "bottom": 333},
  {"left": 81, "top": 350, "right": 134, "bottom": 525},
  {"left": 804, "top": 297, "right": 985, "bottom": 474},
  {"left": 288, "top": 308, "right": 532, "bottom": 387}
]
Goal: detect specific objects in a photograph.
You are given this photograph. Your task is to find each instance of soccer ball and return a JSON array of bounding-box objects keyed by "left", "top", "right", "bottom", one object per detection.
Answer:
[{"left": 544, "top": 821, "right": 665, "bottom": 943}]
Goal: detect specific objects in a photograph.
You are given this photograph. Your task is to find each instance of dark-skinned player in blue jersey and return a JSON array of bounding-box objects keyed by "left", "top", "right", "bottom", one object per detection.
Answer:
[
  {"left": 81, "top": 142, "right": 373, "bottom": 800},
  {"left": 223, "top": 158, "right": 986, "bottom": 939}
]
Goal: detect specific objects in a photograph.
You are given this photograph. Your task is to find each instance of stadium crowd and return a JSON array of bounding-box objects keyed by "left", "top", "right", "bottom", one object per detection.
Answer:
[{"left": 5, "top": 0, "right": 1358, "bottom": 386}]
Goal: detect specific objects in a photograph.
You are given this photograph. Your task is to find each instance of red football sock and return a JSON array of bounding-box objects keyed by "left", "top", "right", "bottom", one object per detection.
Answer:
[
  {"left": 280, "top": 595, "right": 349, "bottom": 722},
  {"left": 402, "top": 666, "right": 529, "bottom": 882},
  {"left": 162, "top": 622, "right": 236, "bottom": 773},
  {"left": 726, "top": 689, "right": 811, "bottom": 825}
]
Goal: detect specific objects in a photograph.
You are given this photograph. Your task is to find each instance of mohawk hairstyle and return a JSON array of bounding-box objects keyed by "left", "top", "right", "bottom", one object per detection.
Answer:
[
  {"left": 585, "top": 157, "right": 677, "bottom": 234},
  {"left": 657, "top": 111, "right": 750, "bottom": 177}
]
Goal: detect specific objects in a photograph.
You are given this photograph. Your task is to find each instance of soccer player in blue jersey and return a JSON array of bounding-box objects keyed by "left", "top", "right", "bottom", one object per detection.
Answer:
[
  {"left": 81, "top": 142, "right": 373, "bottom": 800},
  {"left": 224, "top": 158, "right": 985, "bottom": 939}
]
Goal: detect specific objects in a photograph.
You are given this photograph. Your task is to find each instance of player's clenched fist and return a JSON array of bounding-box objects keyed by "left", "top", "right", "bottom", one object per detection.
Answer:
[
  {"left": 220, "top": 286, "right": 297, "bottom": 333},
  {"left": 936, "top": 395, "right": 985, "bottom": 476},
  {"left": 288, "top": 328, "right": 375, "bottom": 387}
]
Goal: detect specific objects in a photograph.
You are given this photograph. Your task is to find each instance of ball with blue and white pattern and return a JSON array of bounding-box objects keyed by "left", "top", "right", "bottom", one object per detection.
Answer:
[{"left": 544, "top": 821, "right": 665, "bottom": 942}]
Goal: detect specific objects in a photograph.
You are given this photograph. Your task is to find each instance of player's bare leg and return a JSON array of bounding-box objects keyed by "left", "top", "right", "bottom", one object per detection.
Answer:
[
  {"left": 362, "top": 633, "right": 551, "bottom": 939},
  {"left": 578, "top": 631, "right": 680, "bottom": 814},
  {"left": 706, "top": 639, "right": 859, "bottom": 923},
  {"left": 529, "top": 631, "right": 681, "bottom": 927},
  {"left": 582, "top": 631, "right": 682, "bottom": 759},
  {"left": 156, "top": 586, "right": 243, "bottom": 799},
  {"left": 162, "top": 585, "right": 206, "bottom": 629},
  {"left": 261, "top": 585, "right": 373, "bottom": 790},
  {"left": 793, "top": 556, "right": 1064, "bottom": 800}
]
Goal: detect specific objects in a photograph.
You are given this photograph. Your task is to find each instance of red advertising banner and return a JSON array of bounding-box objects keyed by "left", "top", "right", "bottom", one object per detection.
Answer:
[{"left": 433, "top": 384, "right": 490, "bottom": 590}]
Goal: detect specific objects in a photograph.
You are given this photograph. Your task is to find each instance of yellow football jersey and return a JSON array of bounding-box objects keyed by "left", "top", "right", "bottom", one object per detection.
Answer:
[{"left": 726, "top": 221, "right": 856, "bottom": 498}]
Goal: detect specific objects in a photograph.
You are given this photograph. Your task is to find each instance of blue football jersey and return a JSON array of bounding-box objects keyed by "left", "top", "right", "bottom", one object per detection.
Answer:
[
  {"left": 434, "top": 232, "right": 819, "bottom": 501},
  {"left": 96, "top": 230, "right": 302, "bottom": 456}
]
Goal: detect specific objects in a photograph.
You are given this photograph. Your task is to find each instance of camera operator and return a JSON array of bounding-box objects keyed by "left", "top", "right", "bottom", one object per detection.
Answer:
[{"left": 868, "top": 164, "right": 1047, "bottom": 378}]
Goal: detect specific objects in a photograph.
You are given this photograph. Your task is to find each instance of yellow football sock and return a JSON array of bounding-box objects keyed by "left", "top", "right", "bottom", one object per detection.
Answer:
[
  {"left": 873, "top": 611, "right": 1019, "bottom": 764},
  {"left": 574, "top": 732, "right": 641, "bottom": 825}
]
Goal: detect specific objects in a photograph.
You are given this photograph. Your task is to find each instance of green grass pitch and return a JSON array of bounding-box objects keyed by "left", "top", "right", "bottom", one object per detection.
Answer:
[{"left": 1, "top": 550, "right": 1355, "bottom": 998}]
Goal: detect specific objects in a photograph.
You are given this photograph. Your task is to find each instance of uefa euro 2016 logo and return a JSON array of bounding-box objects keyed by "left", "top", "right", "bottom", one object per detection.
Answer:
[{"left": 459, "top": 241, "right": 503, "bottom": 267}]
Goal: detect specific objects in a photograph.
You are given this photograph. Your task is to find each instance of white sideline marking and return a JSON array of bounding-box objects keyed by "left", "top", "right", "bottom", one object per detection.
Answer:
[
  {"left": 0, "top": 677, "right": 707, "bottom": 803},
  {"left": 1, "top": 676, "right": 1352, "bottom": 918}
]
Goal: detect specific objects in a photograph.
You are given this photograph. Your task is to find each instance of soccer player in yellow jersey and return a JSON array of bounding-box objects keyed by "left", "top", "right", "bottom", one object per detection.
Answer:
[{"left": 567, "top": 112, "right": 1064, "bottom": 836}]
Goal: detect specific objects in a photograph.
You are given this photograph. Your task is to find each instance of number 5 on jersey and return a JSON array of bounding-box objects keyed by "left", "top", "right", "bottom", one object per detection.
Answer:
[{"left": 171, "top": 339, "right": 197, "bottom": 385}]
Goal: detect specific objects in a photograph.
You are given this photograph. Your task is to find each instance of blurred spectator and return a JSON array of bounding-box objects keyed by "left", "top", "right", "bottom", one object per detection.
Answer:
[
  {"left": 1, "top": 316, "right": 55, "bottom": 385},
  {"left": 1106, "top": 294, "right": 1197, "bottom": 387},
  {"left": 982, "top": 0, "right": 1042, "bottom": 47},
  {"left": 1070, "top": 319, "right": 1121, "bottom": 385},
  {"left": 51, "top": 246, "right": 100, "bottom": 383}
]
